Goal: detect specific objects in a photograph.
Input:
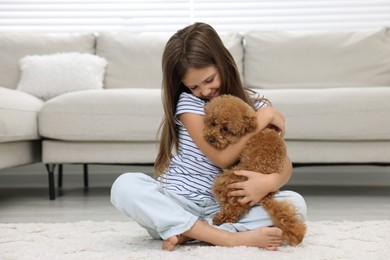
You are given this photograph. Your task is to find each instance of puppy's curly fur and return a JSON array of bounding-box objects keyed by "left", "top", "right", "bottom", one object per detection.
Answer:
[{"left": 203, "top": 95, "right": 306, "bottom": 246}]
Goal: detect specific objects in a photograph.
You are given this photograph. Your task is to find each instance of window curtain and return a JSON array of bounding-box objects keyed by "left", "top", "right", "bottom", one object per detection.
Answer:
[{"left": 0, "top": 0, "right": 389, "bottom": 33}]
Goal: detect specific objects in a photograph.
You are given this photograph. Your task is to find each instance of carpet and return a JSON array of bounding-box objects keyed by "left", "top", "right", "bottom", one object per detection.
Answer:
[{"left": 1, "top": 220, "right": 389, "bottom": 260}]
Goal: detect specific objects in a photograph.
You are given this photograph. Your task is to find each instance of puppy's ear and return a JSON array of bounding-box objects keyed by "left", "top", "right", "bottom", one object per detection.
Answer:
[{"left": 242, "top": 114, "right": 257, "bottom": 133}]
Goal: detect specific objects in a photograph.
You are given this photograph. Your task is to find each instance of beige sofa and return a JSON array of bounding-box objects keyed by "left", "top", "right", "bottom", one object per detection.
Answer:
[{"left": 1, "top": 28, "right": 390, "bottom": 199}]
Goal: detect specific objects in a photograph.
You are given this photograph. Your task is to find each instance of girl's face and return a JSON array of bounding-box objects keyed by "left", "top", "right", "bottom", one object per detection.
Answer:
[{"left": 182, "top": 66, "right": 221, "bottom": 100}]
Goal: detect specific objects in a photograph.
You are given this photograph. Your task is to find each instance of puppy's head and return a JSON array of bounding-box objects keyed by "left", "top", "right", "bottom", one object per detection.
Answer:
[{"left": 203, "top": 95, "right": 257, "bottom": 149}]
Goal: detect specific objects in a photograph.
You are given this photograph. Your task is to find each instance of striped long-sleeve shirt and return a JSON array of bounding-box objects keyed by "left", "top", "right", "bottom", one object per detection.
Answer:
[{"left": 158, "top": 92, "right": 267, "bottom": 203}]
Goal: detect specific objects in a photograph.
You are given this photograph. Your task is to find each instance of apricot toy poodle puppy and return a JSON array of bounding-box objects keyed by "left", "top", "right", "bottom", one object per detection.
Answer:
[{"left": 203, "top": 95, "right": 306, "bottom": 246}]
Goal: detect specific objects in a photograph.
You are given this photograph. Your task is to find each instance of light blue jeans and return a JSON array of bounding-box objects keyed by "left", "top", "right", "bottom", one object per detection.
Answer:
[{"left": 111, "top": 172, "right": 307, "bottom": 240}]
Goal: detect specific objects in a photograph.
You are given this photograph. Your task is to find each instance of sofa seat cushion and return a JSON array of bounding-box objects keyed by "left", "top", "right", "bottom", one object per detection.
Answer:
[
  {"left": 39, "top": 89, "right": 163, "bottom": 141},
  {"left": 0, "top": 87, "right": 44, "bottom": 142},
  {"left": 260, "top": 87, "right": 390, "bottom": 141}
]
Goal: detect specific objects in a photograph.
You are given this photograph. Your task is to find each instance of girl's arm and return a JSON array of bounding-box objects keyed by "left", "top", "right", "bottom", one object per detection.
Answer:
[
  {"left": 227, "top": 156, "right": 293, "bottom": 206},
  {"left": 255, "top": 106, "right": 286, "bottom": 137}
]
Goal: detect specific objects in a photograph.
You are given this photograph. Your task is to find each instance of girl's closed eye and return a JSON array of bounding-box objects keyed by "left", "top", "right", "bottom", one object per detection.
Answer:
[{"left": 205, "top": 77, "right": 214, "bottom": 83}]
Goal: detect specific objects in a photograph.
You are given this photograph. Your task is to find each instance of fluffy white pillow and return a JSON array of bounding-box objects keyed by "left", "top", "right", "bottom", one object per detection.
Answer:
[{"left": 17, "top": 52, "right": 107, "bottom": 100}]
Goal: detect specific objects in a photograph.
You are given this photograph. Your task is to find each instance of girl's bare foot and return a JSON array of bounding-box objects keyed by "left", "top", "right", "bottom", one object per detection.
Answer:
[
  {"left": 162, "top": 235, "right": 192, "bottom": 251},
  {"left": 162, "top": 223, "right": 283, "bottom": 251},
  {"left": 162, "top": 236, "right": 178, "bottom": 251},
  {"left": 233, "top": 226, "right": 283, "bottom": 250}
]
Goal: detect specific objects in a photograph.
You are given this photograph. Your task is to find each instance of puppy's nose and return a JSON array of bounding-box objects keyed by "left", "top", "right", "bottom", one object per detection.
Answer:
[{"left": 208, "top": 136, "right": 216, "bottom": 143}]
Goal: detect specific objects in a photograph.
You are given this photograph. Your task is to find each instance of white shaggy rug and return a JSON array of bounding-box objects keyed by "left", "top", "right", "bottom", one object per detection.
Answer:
[{"left": 1, "top": 220, "right": 389, "bottom": 260}]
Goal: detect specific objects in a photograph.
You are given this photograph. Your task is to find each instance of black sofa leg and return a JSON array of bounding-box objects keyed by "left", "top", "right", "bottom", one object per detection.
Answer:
[
  {"left": 83, "top": 164, "right": 89, "bottom": 190},
  {"left": 58, "top": 164, "right": 63, "bottom": 188},
  {"left": 45, "top": 164, "right": 57, "bottom": 200}
]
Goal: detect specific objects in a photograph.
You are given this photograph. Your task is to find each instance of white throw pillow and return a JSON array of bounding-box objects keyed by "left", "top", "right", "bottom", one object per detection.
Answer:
[{"left": 17, "top": 52, "right": 107, "bottom": 100}]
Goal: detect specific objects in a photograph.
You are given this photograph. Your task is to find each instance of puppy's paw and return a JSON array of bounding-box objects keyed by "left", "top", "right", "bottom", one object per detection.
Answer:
[
  {"left": 212, "top": 213, "right": 226, "bottom": 225},
  {"left": 212, "top": 212, "right": 240, "bottom": 225}
]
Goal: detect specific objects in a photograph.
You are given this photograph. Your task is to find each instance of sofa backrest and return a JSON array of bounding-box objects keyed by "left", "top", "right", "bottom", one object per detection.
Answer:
[
  {"left": 244, "top": 27, "right": 390, "bottom": 89},
  {"left": 4, "top": 28, "right": 389, "bottom": 92},
  {"left": 0, "top": 32, "right": 95, "bottom": 90},
  {"left": 96, "top": 32, "right": 244, "bottom": 89}
]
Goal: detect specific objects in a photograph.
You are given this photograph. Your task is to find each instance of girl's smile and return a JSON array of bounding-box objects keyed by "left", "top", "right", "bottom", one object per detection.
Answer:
[{"left": 182, "top": 66, "right": 221, "bottom": 100}]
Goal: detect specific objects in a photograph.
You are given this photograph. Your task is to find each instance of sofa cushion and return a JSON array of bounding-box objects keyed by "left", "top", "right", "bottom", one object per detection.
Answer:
[
  {"left": 0, "top": 141, "right": 41, "bottom": 169},
  {"left": 96, "top": 32, "right": 243, "bottom": 89},
  {"left": 17, "top": 52, "right": 107, "bottom": 101},
  {"left": 42, "top": 140, "right": 157, "bottom": 164},
  {"left": 244, "top": 28, "right": 390, "bottom": 89},
  {"left": 0, "top": 32, "right": 95, "bottom": 90},
  {"left": 260, "top": 87, "right": 390, "bottom": 141},
  {"left": 0, "top": 87, "right": 44, "bottom": 142},
  {"left": 39, "top": 89, "right": 163, "bottom": 141}
]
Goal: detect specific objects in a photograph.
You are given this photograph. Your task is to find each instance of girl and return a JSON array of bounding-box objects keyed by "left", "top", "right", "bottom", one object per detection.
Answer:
[{"left": 111, "top": 22, "right": 307, "bottom": 251}]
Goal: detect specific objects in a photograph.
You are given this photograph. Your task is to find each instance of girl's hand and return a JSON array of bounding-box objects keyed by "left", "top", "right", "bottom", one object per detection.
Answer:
[
  {"left": 255, "top": 107, "right": 285, "bottom": 137},
  {"left": 227, "top": 170, "right": 275, "bottom": 206}
]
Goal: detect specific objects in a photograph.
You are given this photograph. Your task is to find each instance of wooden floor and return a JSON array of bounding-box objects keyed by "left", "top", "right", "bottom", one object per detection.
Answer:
[{"left": 0, "top": 164, "right": 389, "bottom": 223}]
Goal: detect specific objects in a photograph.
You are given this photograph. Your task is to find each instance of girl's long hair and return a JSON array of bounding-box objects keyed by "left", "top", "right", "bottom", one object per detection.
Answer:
[{"left": 154, "top": 22, "right": 258, "bottom": 177}]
